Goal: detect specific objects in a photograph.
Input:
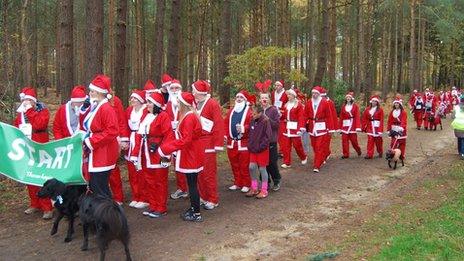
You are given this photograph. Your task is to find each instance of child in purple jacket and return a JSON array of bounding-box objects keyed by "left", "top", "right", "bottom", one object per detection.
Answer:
[{"left": 246, "top": 104, "right": 272, "bottom": 198}]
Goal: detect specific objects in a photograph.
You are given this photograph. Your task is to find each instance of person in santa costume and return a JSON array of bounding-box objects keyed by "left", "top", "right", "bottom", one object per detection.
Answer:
[
  {"left": 280, "top": 88, "right": 307, "bottom": 168},
  {"left": 304, "top": 86, "right": 335, "bottom": 173},
  {"left": 80, "top": 75, "right": 120, "bottom": 199},
  {"left": 259, "top": 90, "right": 282, "bottom": 191},
  {"left": 411, "top": 92, "right": 425, "bottom": 129},
  {"left": 361, "top": 95, "right": 384, "bottom": 159},
  {"left": 423, "top": 93, "right": 438, "bottom": 131},
  {"left": 143, "top": 79, "right": 157, "bottom": 96},
  {"left": 160, "top": 73, "right": 172, "bottom": 103},
  {"left": 387, "top": 96, "right": 407, "bottom": 160},
  {"left": 165, "top": 79, "right": 190, "bottom": 200},
  {"left": 129, "top": 91, "right": 174, "bottom": 218},
  {"left": 14, "top": 87, "right": 53, "bottom": 219},
  {"left": 320, "top": 87, "right": 338, "bottom": 162},
  {"left": 191, "top": 80, "right": 224, "bottom": 210},
  {"left": 339, "top": 92, "right": 362, "bottom": 159},
  {"left": 271, "top": 80, "right": 288, "bottom": 157},
  {"left": 225, "top": 90, "right": 253, "bottom": 192},
  {"left": 408, "top": 90, "right": 418, "bottom": 110},
  {"left": 53, "top": 85, "right": 87, "bottom": 139},
  {"left": 158, "top": 92, "right": 205, "bottom": 222},
  {"left": 122, "top": 89, "right": 150, "bottom": 209}
]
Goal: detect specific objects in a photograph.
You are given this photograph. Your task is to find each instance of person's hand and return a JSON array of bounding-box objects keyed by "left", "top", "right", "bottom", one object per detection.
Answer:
[
  {"left": 235, "top": 124, "right": 242, "bottom": 133},
  {"left": 120, "top": 141, "right": 129, "bottom": 151},
  {"left": 81, "top": 97, "right": 91, "bottom": 110}
]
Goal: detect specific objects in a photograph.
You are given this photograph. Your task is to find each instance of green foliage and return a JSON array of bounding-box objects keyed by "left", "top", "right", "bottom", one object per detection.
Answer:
[
  {"left": 320, "top": 78, "right": 350, "bottom": 113},
  {"left": 225, "top": 46, "right": 301, "bottom": 93}
]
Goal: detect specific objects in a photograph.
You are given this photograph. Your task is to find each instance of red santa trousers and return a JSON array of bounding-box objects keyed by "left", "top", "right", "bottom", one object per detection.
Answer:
[
  {"left": 278, "top": 121, "right": 286, "bottom": 154},
  {"left": 390, "top": 138, "right": 406, "bottom": 159},
  {"left": 310, "top": 135, "right": 327, "bottom": 169},
  {"left": 250, "top": 148, "right": 270, "bottom": 167},
  {"left": 282, "top": 136, "right": 307, "bottom": 165},
  {"left": 109, "top": 165, "right": 125, "bottom": 202},
  {"left": 27, "top": 185, "right": 53, "bottom": 211},
  {"left": 227, "top": 146, "right": 251, "bottom": 188},
  {"left": 413, "top": 111, "right": 424, "bottom": 128},
  {"left": 366, "top": 135, "right": 383, "bottom": 157},
  {"left": 144, "top": 167, "right": 169, "bottom": 213},
  {"left": 198, "top": 152, "right": 219, "bottom": 204},
  {"left": 341, "top": 133, "right": 361, "bottom": 157},
  {"left": 126, "top": 161, "right": 148, "bottom": 202}
]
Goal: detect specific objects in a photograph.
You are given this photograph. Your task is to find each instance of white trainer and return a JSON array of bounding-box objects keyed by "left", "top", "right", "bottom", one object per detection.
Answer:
[
  {"left": 24, "top": 207, "right": 39, "bottom": 215},
  {"left": 281, "top": 164, "right": 291, "bottom": 168},
  {"left": 203, "top": 201, "right": 219, "bottom": 210},
  {"left": 301, "top": 157, "right": 308, "bottom": 165},
  {"left": 241, "top": 186, "right": 250, "bottom": 193},
  {"left": 134, "top": 202, "right": 149, "bottom": 209},
  {"left": 228, "top": 185, "right": 240, "bottom": 191},
  {"left": 170, "top": 189, "right": 189, "bottom": 199},
  {"left": 129, "top": 201, "right": 138, "bottom": 208},
  {"left": 313, "top": 168, "right": 320, "bottom": 173}
]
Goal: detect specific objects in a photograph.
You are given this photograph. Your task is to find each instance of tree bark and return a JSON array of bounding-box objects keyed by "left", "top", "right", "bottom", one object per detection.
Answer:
[
  {"left": 1, "top": 0, "right": 11, "bottom": 96},
  {"left": 114, "top": 0, "right": 128, "bottom": 105},
  {"left": 218, "top": 0, "right": 232, "bottom": 105},
  {"left": 85, "top": 0, "right": 104, "bottom": 84},
  {"left": 134, "top": 0, "right": 144, "bottom": 87},
  {"left": 108, "top": 0, "right": 116, "bottom": 79},
  {"left": 409, "top": 0, "right": 416, "bottom": 92},
  {"left": 153, "top": 0, "right": 166, "bottom": 85},
  {"left": 313, "top": 0, "right": 329, "bottom": 86},
  {"left": 58, "top": 0, "right": 74, "bottom": 103},
  {"left": 327, "top": 0, "right": 336, "bottom": 81},
  {"left": 305, "top": 0, "right": 315, "bottom": 89},
  {"left": 167, "top": 0, "right": 182, "bottom": 78}
]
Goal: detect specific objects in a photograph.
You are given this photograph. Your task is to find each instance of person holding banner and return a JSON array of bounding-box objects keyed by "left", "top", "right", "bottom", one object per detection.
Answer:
[
  {"left": 130, "top": 91, "right": 174, "bottom": 218},
  {"left": 80, "top": 75, "right": 120, "bottom": 199},
  {"left": 14, "top": 87, "right": 53, "bottom": 219},
  {"left": 53, "top": 86, "right": 87, "bottom": 139}
]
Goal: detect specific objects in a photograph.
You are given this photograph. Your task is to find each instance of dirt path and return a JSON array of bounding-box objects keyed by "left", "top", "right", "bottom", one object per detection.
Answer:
[{"left": 0, "top": 114, "right": 457, "bottom": 261}]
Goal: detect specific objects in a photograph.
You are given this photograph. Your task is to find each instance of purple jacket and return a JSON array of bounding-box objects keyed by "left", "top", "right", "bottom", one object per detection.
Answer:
[
  {"left": 264, "top": 105, "right": 280, "bottom": 143},
  {"left": 248, "top": 114, "right": 272, "bottom": 153}
]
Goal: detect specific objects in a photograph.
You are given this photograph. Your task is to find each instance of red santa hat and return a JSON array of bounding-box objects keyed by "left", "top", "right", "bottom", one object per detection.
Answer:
[
  {"left": 236, "top": 90, "right": 250, "bottom": 101},
  {"left": 370, "top": 95, "right": 381, "bottom": 103},
  {"left": 89, "top": 74, "right": 112, "bottom": 99},
  {"left": 393, "top": 96, "right": 403, "bottom": 105},
  {"left": 345, "top": 91, "right": 355, "bottom": 99},
  {"left": 311, "top": 86, "right": 324, "bottom": 94},
  {"left": 19, "top": 87, "right": 37, "bottom": 102},
  {"left": 275, "top": 80, "right": 284, "bottom": 87},
  {"left": 320, "top": 87, "right": 327, "bottom": 96},
  {"left": 192, "top": 80, "right": 210, "bottom": 94},
  {"left": 70, "top": 85, "right": 87, "bottom": 102},
  {"left": 143, "top": 80, "right": 157, "bottom": 93},
  {"left": 130, "top": 90, "right": 146, "bottom": 104},
  {"left": 178, "top": 92, "right": 195, "bottom": 107},
  {"left": 161, "top": 73, "right": 172, "bottom": 88},
  {"left": 413, "top": 89, "right": 418, "bottom": 93},
  {"left": 146, "top": 91, "right": 165, "bottom": 109},
  {"left": 169, "top": 79, "right": 182, "bottom": 90}
]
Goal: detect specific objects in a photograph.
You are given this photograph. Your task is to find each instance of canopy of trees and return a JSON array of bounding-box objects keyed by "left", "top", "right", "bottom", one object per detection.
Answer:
[{"left": 1, "top": 0, "right": 464, "bottom": 108}]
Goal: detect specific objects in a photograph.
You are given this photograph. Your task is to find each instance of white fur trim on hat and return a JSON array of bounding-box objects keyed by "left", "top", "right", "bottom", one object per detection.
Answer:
[
  {"left": 235, "top": 93, "right": 247, "bottom": 100},
  {"left": 178, "top": 94, "right": 191, "bottom": 107},
  {"left": 89, "top": 83, "right": 108, "bottom": 94},
  {"left": 192, "top": 84, "right": 208, "bottom": 95},
  {"left": 169, "top": 82, "right": 182, "bottom": 89},
  {"left": 392, "top": 99, "right": 403, "bottom": 105},
  {"left": 131, "top": 93, "right": 145, "bottom": 103},
  {"left": 161, "top": 81, "right": 171, "bottom": 88},
  {"left": 311, "top": 89, "right": 320, "bottom": 94},
  {"left": 20, "top": 93, "right": 37, "bottom": 102},
  {"left": 370, "top": 97, "right": 380, "bottom": 103},
  {"left": 275, "top": 81, "right": 283, "bottom": 86},
  {"left": 146, "top": 96, "right": 163, "bottom": 108},
  {"left": 70, "top": 97, "right": 87, "bottom": 102},
  {"left": 286, "top": 89, "right": 297, "bottom": 97}
]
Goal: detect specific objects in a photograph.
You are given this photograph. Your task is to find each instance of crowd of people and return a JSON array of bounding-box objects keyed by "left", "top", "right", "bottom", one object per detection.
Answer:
[{"left": 12, "top": 73, "right": 460, "bottom": 222}]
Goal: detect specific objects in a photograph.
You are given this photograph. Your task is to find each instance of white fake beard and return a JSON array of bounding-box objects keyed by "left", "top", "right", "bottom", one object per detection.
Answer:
[
  {"left": 233, "top": 101, "right": 246, "bottom": 113},
  {"left": 286, "top": 99, "right": 296, "bottom": 110}
]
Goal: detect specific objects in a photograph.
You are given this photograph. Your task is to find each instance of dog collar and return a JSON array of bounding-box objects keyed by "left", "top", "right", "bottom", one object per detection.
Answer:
[{"left": 56, "top": 195, "right": 63, "bottom": 204}]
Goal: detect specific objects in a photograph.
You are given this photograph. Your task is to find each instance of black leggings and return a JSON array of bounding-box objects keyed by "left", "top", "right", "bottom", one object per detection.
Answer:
[
  {"left": 266, "top": 142, "right": 281, "bottom": 185},
  {"left": 89, "top": 170, "right": 112, "bottom": 199},
  {"left": 186, "top": 173, "right": 200, "bottom": 213}
]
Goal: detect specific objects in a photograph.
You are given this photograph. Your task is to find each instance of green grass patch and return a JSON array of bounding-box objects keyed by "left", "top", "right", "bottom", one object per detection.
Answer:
[{"left": 343, "top": 163, "right": 464, "bottom": 260}]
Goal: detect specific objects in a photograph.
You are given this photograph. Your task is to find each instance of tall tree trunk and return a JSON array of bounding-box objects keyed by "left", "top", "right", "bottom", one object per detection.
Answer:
[
  {"left": 305, "top": 0, "right": 315, "bottom": 89},
  {"left": 398, "top": 0, "right": 405, "bottom": 93},
  {"left": 313, "top": 0, "right": 329, "bottom": 86},
  {"left": 250, "top": 0, "right": 264, "bottom": 47},
  {"left": 29, "top": 0, "right": 37, "bottom": 88},
  {"left": 327, "top": 0, "right": 336, "bottom": 82},
  {"left": 58, "top": 0, "right": 74, "bottom": 103},
  {"left": 108, "top": 0, "right": 116, "bottom": 79},
  {"left": 167, "top": 0, "right": 182, "bottom": 78},
  {"left": 85, "top": 0, "right": 103, "bottom": 84},
  {"left": 354, "top": 0, "right": 364, "bottom": 94},
  {"left": 114, "top": 0, "right": 127, "bottom": 105},
  {"left": 1, "top": 0, "right": 12, "bottom": 96},
  {"left": 392, "top": 2, "right": 399, "bottom": 92},
  {"left": 134, "top": 0, "right": 144, "bottom": 87},
  {"left": 218, "top": 0, "right": 232, "bottom": 105},
  {"left": 409, "top": 0, "right": 416, "bottom": 92},
  {"left": 153, "top": 0, "right": 166, "bottom": 85},
  {"left": 20, "top": 0, "right": 29, "bottom": 87}
]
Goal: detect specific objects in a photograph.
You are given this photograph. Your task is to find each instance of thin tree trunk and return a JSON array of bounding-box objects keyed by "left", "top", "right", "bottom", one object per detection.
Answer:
[
  {"left": 218, "top": 0, "right": 232, "bottom": 105},
  {"left": 85, "top": 0, "right": 104, "bottom": 84},
  {"left": 327, "top": 0, "right": 336, "bottom": 81},
  {"left": 409, "top": 0, "right": 416, "bottom": 92},
  {"left": 167, "top": 0, "right": 182, "bottom": 78},
  {"left": 1, "top": 0, "right": 12, "bottom": 96},
  {"left": 134, "top": 0, "right": 143, "bottom": 86},
  {"left": 305, "top": 0, "right": 315, "bottom": 89},
  {"left": 153, "top": 0, "right": 166, "bottom": 85},
  {"left": 313, "top": 0, "right": 329, "bottom": 86},
  {"left": 58, "top": 0, "right": 74, "bottom": 103},
  {"left": 29, "top": 0, "right": 37, "bottom": 87},
  {"left": 108, "top": 0, "right": 116, "bottom": 79},
  {"left": 354, "top": 0, "right": 363, "bottom": 94},
  {"left": 114, "top": 0, "right": 127, "bottom": 105}
]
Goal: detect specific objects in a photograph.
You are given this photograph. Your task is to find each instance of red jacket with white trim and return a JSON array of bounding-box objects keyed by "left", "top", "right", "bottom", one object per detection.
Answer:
[
  {"left": 14, "top": 103, "right": 50, "bottom": 143},
  {"left": 123, "top": 106, "right": 148, "bottom": 159},
  {"left": 304, "top": 98, "right": 335, "bottom": 137},
  {"left": 387, "top": 109, "right": 407, "bottom": 139},
  {"left": 165, "top": 101, "right": 180, "bottom": 130},
  {"left": 224, "top": 105, "right": 252, "bottom": 151},
  {"left": 197, "top": 97, "right": 224, "bottom": 153},
  {"left": 130, "top": 111, "right": 174, "bottom": 168},
  {"left": 361, "top": 106, "right": 384, "bottom": 137},
  {"left": 339, "top": 103, "right": 361, "bottom": 134},
  {"left": 282, "top": 100, "right": 305, "bottom": 137},
  {"left": 80, "top": 99, "right": 120, "bottom": 172},
  {"left": 158, "top": 111, "right": 204, "bottom": 173}
]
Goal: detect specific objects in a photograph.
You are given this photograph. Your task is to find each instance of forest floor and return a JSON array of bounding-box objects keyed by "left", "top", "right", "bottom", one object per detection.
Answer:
[{"left": 0, "top": 90, "right": 460, "bottom": 260}]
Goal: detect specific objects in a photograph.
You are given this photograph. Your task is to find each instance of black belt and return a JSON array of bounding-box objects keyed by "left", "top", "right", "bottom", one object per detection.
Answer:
[
  {"left": 131, "top": 130, "right": 138, "bottom": 132},
  {"left": 308, "top": 118, "right": 325, "bottom": 121},
  {"left": 369, "top": 119, "right": 380, "bottom": 121},
  {"left": 33, "top": 129, "right": 48, "bottom": 133}
]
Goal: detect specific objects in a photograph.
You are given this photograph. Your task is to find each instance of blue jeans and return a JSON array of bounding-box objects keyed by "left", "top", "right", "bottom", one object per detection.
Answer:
[
  {"left": 458, "top": 138, "right": 464, "bottom": 155},
  {"left": 302, "top": 131, "right": 310, "bottom": 154}
]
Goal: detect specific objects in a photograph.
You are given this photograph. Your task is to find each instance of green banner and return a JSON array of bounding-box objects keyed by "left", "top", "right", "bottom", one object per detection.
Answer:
[{"left": 0, "top": 122, "right": 86, "bottom": 186}]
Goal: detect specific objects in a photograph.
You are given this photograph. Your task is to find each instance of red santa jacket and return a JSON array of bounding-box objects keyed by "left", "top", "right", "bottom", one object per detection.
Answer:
[
  {"left": 165, "top": 101, "right": 180, "bottom": 130},
  {"left": 110, "top": 95, "right": 127, "bottom": 141},
  {"left": 304, "top": 97, "right": 335, "bottom": 137},
  {"left": 14, "top": 103, "right": 50, "bottom": 143},
  {"left": 361, "top": 106, "right": 384, "bottom": 137},
  {"left": 122, "top": 105, "right": 148, "bottom": 159},
  {"left": 197, "top": 96, "right": 224, "bottom": 153},
  {"left": 53, "top": 102, "right": 80, "bottom": 139},
  {"left": 80, "top": 99, "right": 120, "bottom": 172},
  {"left": 387, "top": 108, "right": 407, "bottom": 139},
  {"left": 325, "top": 98, "right": 339, "bottom": 132},
  {"left": 224, "top": 105, "right": 252, "bottom": 151},
  {"left": 271, "top": 89, "right": 288, "bottom": 110},
  {"left": 130, "top": 111, "right": 174, "bottom": 168},
  {"left": 158, "top": 111, "right": 204, "bottom": 173},
  {"left": 282, "top": 100, "right": 305, "bottom": 137},
  {"left": 339, "top": 103, "right": 361, "bottom": 134}
]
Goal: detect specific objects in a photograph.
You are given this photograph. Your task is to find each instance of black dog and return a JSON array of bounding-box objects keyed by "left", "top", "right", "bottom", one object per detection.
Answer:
[
  {"left": 37, "top": 178, "right": 86, "bottom": 242},
  {"left": 79, "top": 193, "right": 131, "bottom": 261}
]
